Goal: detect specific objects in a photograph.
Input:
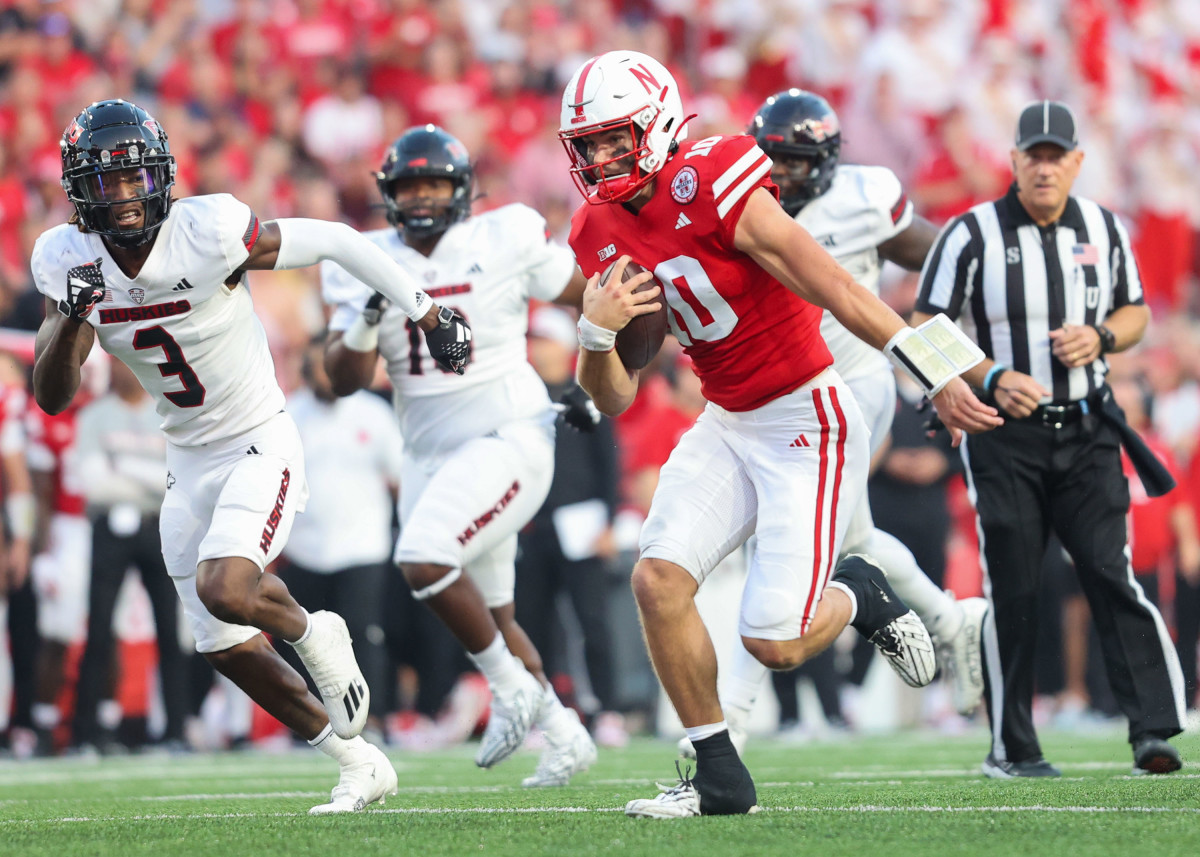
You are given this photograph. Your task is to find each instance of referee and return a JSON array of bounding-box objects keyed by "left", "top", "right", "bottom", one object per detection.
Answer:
[{"left": 913, "top": 101, "right": 1185, "bottom": 778}]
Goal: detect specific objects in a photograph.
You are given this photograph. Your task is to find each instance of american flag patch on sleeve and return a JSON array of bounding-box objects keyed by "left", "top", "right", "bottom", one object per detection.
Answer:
[{"left": 1072, "top": 243, "right": 1098, "bottom": 265}]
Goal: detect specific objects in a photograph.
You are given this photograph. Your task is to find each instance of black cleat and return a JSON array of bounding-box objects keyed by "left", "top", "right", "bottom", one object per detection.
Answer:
[
  {"left": 833, "top": 555, "right": 936, "bottom": 687},
  {"left": 1132, "top": 737, "right": 1182, "bottom": 775},
  {"left": 982, "top": 754, "right": 1062, "bottom": 778}
]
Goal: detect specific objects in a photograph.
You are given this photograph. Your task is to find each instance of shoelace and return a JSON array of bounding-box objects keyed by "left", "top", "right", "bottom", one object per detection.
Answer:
[
  {"left": 653, "top": 761, "right": 696, "bottom": 800},
  {"left": 871, "top": 625, "right": 903, "bottom": 657}
]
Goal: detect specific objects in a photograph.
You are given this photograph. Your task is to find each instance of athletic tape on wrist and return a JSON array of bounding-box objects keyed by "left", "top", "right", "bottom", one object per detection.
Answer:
[
  {"left": 884, "top": 314, "right": 984, "bottom": 396},
  {"left": 577, "top": 315, "right": 617, "bottom": 352},
  {"left": 340, "top": 314, "right": 380, "bottom": 353}
]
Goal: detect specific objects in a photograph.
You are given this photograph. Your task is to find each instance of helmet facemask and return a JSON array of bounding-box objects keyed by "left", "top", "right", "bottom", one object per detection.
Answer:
[
  {"left": 65, "top": 158, "right": 176, "bottom": 248},
  {"left": 375, "top": 126, "right": 474, "bottom": 241},
  {"left": 379, "top": 176, "right": 471, "bottom": 239},
  {"left": 60, "top": 100, "right": 177, "bottom": 249},
  {"left": 560, "top": 107, "right": 665, "bottom": 205},
  {"left": 559, "top": 51, "right": 689, "bottom": 206}
]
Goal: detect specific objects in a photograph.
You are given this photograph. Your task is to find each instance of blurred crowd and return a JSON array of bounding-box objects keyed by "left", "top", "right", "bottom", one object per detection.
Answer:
[{"left": 1, "top": 0, "right": 1200, "bottom": 755}]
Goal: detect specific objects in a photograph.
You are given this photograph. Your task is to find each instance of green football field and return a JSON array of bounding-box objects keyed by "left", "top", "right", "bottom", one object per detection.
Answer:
[{"left": 3, "top": 726, "right": 1198, "bottom": 857}]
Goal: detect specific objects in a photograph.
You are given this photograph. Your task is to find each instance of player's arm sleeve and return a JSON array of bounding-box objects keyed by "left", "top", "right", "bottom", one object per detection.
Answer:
[
  {"left": 320, "top": 258, "right": 374, "bottom": 332},
  {"left": 711, "top": 136, "right": 775, "bottom": 247},
  {"left": 274, "top": 218, "right": 433, "bottom": 322},
  {"left": 913, "top": 215, "right": 979, "bottom": 321},
  {"left": 507, "top": 205, "right": 578, "bottom": 301}
]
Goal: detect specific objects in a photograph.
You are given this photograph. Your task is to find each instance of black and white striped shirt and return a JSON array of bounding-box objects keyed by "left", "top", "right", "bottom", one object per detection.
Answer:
[{"left": 915, "top": 184, "right": 1142, "bottom": 404}]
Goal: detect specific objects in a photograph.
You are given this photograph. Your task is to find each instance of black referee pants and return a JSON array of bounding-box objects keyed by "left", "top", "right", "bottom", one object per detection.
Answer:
[
  {"left": 73, "top": 515, "right": 189, "bottom": 745},
  {"left": 962, "top": 416, "right": 1184, "bottom": 763},
  {"left": 515, "top": 517, "right": 617, "bottom": 711}
]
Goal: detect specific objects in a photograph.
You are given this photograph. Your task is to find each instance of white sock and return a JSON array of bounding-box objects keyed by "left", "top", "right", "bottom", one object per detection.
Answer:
[
  {"left": 535, "top": 685, "right": 574, "bottom": 738},
  {"left": 864, "top": 529, "right": 958, "bottom": 638},
  {"left": 721, "top": 644, "right": 768, "bottom": 717},
  {"left": 32, "top": 702, "right": 60, "bottom": 730},
  {"left": 288, "top": 610, "right": 314, "bottom": 647},
  {"left": 98, "top": 699, "right": 123, "bottom": 731},
  {"left": 826, "top": 580, "right": 858, "bottom": 626},
  {"left": 468, "top": 633, "right": 528, "bottom": 696},
  {"left": 685, "top": 721, "right": 728, "bottom": 743},
  {"left": 309, "top": 724, "right": 370, "bottom": 765}
]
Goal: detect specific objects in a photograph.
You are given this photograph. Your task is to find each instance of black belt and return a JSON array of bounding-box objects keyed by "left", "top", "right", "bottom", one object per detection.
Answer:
[{"left": 1028, "top": 398, "right": 1094, "bottom": 428}]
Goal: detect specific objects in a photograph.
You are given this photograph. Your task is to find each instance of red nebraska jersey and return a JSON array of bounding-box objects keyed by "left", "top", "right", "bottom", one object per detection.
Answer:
[
  {"left": 25, "top": 401, "right": 85, "bottom": 517},
  {"left": 569, "top": 134, "right": 831, "bottom": 411}
]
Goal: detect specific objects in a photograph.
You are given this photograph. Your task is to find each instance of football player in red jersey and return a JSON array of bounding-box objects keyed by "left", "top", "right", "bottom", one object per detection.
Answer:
[{"left": 559, "top": 51, "right": 1003, "bottom": 818}]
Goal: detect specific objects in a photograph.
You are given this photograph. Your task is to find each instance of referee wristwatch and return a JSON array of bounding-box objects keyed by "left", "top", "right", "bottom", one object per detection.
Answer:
[{"left": 1092, "top": 323, "right": 1117, "bottom": 354}]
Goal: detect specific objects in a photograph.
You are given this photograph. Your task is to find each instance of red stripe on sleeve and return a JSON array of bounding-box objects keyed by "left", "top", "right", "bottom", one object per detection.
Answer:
[
  {"left": 890, "top": 193, "right": 908, "bottom": 224},
  {"left": 243, "top": 214, "right": 261, "bottom": 252}
]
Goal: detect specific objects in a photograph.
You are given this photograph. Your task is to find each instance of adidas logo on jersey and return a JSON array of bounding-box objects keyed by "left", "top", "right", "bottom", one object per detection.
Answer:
[
  {"left": 789, "top": 434, "right": 811, "bottom": 449},
  {"left": 172, "top": 278, "right": 194, "bottom": 291},
  {"left": 675, "top": 213, "right": 692, "bottom": 230},
  {"left": 467, "top": 263, "right": 482, "bottom": 275}
]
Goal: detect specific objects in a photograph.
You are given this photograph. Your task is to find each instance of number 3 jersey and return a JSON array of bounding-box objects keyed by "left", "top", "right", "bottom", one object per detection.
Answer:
[
  {"left": 568, "top": 134, "right": 831, "bottom": 412},
  {"left": 323, "top": 204, "right": 576, "bottom": 458},
  {"left": 31, "top": 194, "right": 284, "bottom": 447}
]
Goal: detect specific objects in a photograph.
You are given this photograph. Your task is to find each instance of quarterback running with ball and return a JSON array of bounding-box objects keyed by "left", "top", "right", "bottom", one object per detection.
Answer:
[{"left": 559, "top": 52, "right": 1002, "bottom": 817}]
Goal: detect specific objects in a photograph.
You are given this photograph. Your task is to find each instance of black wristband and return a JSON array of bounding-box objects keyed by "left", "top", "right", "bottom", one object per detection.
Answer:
[{"left": 1092, "top": 324, "right": 1116, "bottom": 354}]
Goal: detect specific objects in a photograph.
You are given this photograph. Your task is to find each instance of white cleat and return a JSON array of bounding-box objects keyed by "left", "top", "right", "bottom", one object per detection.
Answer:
[
  {"left": 937, "top": 596, "right": 987, "bottom": 715},
  {"left": 475, "top": 671, "right": 543, "bottom": 769},
  {"left": 308, "top": 744, "right": 398, "bottom": 815},
  {"left": 869, "top": 609, "right": 937, "bottom": 688},
  {"left": 522, "top": 710, "right": 598, "bottom": 787},
  {"left": 625, "top": 778, "right": 703, "bottom": 818},
  {"left": 293, "top": 611, "right": 370, "bottom": 739},
  {"left": 677, "top": 709, "right": 748, "bottom": 761},
  {"left": 625, "top": 769, "right": 760, "bottom": 818}
]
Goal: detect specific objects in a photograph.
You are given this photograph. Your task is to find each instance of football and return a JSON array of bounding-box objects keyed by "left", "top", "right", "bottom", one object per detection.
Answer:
[{"left": 603, "top": 260, "right": 668, "bottom": 370}]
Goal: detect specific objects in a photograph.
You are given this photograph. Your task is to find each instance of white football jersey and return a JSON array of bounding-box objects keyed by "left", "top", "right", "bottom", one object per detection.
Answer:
[
  {"left": 797, "top": 165, "right": 913, "bottom": 381},
  {"left": 324, "top": 203, "right": 576, "bottom": 458},
  {"left": 31, "top": 194, "right": 284, "bottom": 447}
]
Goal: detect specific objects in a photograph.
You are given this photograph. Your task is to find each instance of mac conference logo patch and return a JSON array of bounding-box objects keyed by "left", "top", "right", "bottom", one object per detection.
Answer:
[
  {"left": 671, "top": 166, "right": 699, "bottom": 204},
  {"left": 128, "top": 287, "right": 146, "bottom": 304}
]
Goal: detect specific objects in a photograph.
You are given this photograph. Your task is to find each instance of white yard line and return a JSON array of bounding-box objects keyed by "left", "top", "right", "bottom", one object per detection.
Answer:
[{"left": 2, "top": 804, "right": 1199, "bottom": 825}]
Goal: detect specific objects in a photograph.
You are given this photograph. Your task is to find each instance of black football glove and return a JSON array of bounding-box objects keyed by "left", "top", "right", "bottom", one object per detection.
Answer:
[
  {"left": 425, "top": 306, "right": 472, "bottom": 375},
  {"left": 362, "top": 291, "right": 390, "bottom": 325},
  {"left": 57, "top": 258, "right": 106, "bottom": 321},
  {"left": 556, "top": 385, "right": 601, "bottom": 433}
]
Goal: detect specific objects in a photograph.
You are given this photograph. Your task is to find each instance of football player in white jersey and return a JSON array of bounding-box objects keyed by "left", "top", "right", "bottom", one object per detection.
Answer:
[
  {"left": 31, "top": 100, "right": 472, "bottom": 814},
  {"left": 323, "top": 126, "right": 598, "bottom": 787},
  {"left": 679, "top": 90, "right": 990, "bottom": 758}
]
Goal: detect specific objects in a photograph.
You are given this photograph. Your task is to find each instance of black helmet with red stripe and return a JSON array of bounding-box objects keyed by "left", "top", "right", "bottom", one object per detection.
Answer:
[
  {"left": 375, "top": 125, "right": 474, "bottom": 239},
  {"left": 749, "top": 89, "right": 841, "bottom": 215},
  {"left": 60, "top": 99, "right": 177, "bottom": 248}
]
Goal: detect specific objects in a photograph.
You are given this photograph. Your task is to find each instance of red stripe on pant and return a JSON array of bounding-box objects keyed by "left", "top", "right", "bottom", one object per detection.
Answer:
[
  {"left": 801, "top": 389, "right": 830, "bottom": 633},
  {"left": 824, "top": 386, "right": 848, "bottom": 590}
]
